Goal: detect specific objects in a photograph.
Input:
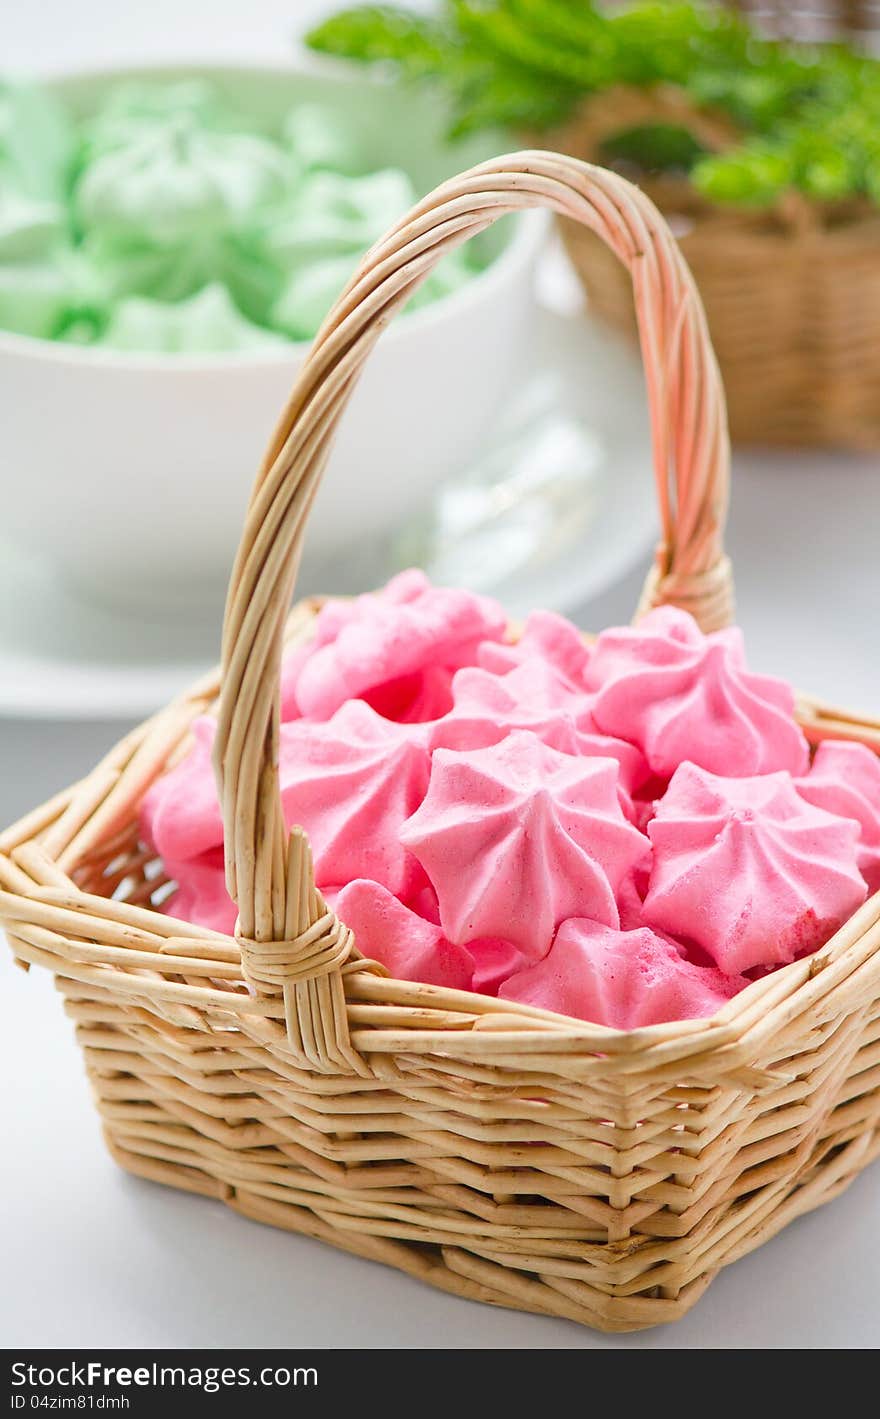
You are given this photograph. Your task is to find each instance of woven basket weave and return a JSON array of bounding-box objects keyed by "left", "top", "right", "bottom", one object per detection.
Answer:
[
  {"left": 553, "top": 83, "right": 880, "bottom": 450},
  {"left": 3, "top": 153, "right": 880, "bottom": 1334}
]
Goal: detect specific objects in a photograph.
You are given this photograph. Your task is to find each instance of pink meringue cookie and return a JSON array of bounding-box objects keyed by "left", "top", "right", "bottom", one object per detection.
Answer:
[
  {"left": 477, "top": 609, "right": 591, "bottom": 689},
  {"left": 280, "top": 593, "right": 369, "bottom": 719},
  {"left": 467, "top": 655, "right": 593, "bottom": 720},
  {"left": 795, "top": 740, "right": 880, "bottom": 893},
  {"left": 332, "top": 879, "right": 522, "bottom": 995},
  {"left": 588, "top": 606, "right": 810, "bottom": 779},
  {"left": 644, "top": 762, "right": 867, "bottom": 973},
  {"left": 292, "top": 569, "right": 506, "bottom": 721},
  {"left": 162, "top": 848, "right": 237, "bottom": 936},
  {"left": 278, "top": 699, "right": 430, "bottom": 899},
  {"left": 140, "top": 698, "right": 431, "bottom": 901},
  {"left": 430, "top": 659, "right": 590, "bottom": 756},
  {"left": 141, "top": 717, "right": 223, "bottom": 863},
  {"left": 332, "top": 879, "right": 473, "bottom": 990},
  {"left": 499, "top": 918, "right": 746, "bottom": 1028},
  {"left": 400, "top": 730, "right": 651, "bottom": 958},
  {"left": 432, "top": 659, "right": 649, "bottom": 806},
  {"left": 283, "top": 643, "right": 456, "bottom": 723}
]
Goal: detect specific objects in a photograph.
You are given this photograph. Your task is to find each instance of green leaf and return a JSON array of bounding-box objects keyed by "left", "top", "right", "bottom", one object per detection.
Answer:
[
  {"left": 306, "top": 6, "right": 449, "bottom": 76},
  {"left": 450, "top": 2, "right": 615, "bottom": 90},
  {"left": 448, "top": 76, "right": 573, "bottom": 137},
  {"left": 800, "top": 150, "right": 855, "bottom": 201},
  {"left": 501, "top": 0, "right": 609, "bottom": 51},
  {"left": 693, "top": 147, "right": 793, "bottom": 205},
  {"left": 306, "top": 1, "right": 880, "bottom": 207}
]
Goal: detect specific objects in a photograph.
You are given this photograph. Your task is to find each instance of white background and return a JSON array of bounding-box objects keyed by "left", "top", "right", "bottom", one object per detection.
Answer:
[{"left": 2, "top": 0, "right": 880, "bottom": 1349}]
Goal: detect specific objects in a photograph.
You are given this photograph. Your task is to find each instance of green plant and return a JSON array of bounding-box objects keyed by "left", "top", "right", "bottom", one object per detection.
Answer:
[{"left": 307, "top": 2, "right": 880, "bottom": 208}]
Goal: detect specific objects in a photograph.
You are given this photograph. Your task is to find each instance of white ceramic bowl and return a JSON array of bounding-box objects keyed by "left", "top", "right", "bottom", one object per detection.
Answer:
[{"left": 0, "top": 61, "right": 544, "bottom": 612}]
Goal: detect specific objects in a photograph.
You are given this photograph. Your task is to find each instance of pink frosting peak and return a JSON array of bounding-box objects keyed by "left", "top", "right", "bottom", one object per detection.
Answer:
[
  {"left": 499, "top": 918, "right": 746, "bottom": 1028},
  {"left": 400, "top": 730, "right": 651, "bottom": 957},
  {"left": 277, "top": 699, "right": 430, "bottom": 899},
  {"left": 332, "top": 879, "right": 474, "bottom": 990},
  {"left": 287, "top": 569, "right": 506, "bottom": 722},
  {"left": 795, "top": 740, "right": 880, "bottom": 893},
  {"left": 477, "top": 609, "right": 591, "bottom": 689},
  {"left": 587, "top": 605, "right": 810, "bottom": 779},
  {"left": 644, "top": 762, "right": 867, "bottom": 973}
]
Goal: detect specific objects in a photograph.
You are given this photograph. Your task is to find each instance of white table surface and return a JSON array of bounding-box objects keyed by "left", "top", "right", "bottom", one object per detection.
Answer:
[{"left": 3, "top": 0, "right": 880, "bottom": 1352}]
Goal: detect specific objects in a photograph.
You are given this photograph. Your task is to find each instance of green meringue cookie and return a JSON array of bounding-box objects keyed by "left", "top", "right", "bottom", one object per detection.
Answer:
[
  {"left": 78, "top": 80, "right": 229, "bottom": 162},
  {"left": 0, "top": 79, "right": 74, "bottom": 200},
  {"left": 0, "top": 185, "right": 66, "bottom": 260},
  {"left": 81, "top": 226, "right": 282, "bottom": 324},
  {"left": 270, "top": 252, "right": 360, "bottom": 340},
  {"left": 74, "top": 118, "right": 293, "bottom": 243},
  {"left": 0, "top": 260, "right": 69, "bottom": 337},
  {"left": 282, "top": 103, "right": 363, "bottom": 175},
  {"left": 0, "top": 75, "right": 488, "bottom": 352},
  {"left": 0, "top": 245, "right": 105, "bottom": 339},
  {"left": 92, "top": 282, "right": 287, "bottom": 354},
  {"left": 259, "top": 168, "right": 418, "bottom": 271},
  {"left": 271, "top": 241, "right": 479, "bottom": 343},
  {"left": 57, "top": 315, "right": 102, "bottom": 345}
]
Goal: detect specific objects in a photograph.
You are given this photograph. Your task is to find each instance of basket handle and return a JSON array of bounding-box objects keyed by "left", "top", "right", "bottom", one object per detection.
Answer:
[{"left": 213, "top": 151, "right": 732, "bottom": 1060}]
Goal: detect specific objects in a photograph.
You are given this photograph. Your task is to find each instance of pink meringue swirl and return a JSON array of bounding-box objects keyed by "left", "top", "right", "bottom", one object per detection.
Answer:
[
  {"left": 143, "top": 699, "right": 431, "bottom": 903},
  {"left": 331, "top": 879, "right": 474, "bottom": 990},
  {"left": 588, "top": 606, "right": 810, "bottom": 779},
  {"left": 431, "top": 658, "right": 591, "bottom": 751},
  {"left": 477, "top": 609, "right": 591, "bottom": 689},
  {"left": 432, "top": 659, "right": 651, "bottom": 820},
  {"left": 277, "top": 700, "right": 430, "bottom": 899},
  {"left": 644, "top": 762, "right": 867, "bottom": 973},
  {"left": 499, "top": 917, "right": 746, "bottom": 1028},
  {"left": 284, "top": 569, "right": 506, "bottom": 722},
  {"left": 400, "top": 730, "right": 650, "bottom": 958},
  {"left": 795, "top": 740, "right": 880, "bottom": 893}
]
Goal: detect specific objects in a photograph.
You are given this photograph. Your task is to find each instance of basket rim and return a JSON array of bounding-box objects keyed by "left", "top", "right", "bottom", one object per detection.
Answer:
[{"left": 2, "top": 597, "right": 879, "bottom": 1080}]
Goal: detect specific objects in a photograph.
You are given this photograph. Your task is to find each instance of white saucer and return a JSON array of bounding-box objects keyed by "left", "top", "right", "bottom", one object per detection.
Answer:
[
  {"left": 0, "top": 549, "right": 221, "bottom": 721},
  {"left": 0, "top": 253, "right": 655, "bottom": 721}
]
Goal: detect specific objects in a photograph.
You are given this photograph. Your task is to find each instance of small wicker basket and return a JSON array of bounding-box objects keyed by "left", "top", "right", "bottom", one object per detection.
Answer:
[
  {"left": 3, "top": 153, "right": 880, "bottom": 1334},
  {"left": 553, "top": 82, "right": 880, "bottom": 450}
]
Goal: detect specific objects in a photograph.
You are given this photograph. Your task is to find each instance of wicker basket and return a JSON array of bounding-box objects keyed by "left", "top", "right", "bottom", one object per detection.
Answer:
[
  {"left": 3, "top": 153, "right": 880, "bottom": 1335},
  {"left": 553, "top": 84, "right": 880, "bottom": 449}
]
